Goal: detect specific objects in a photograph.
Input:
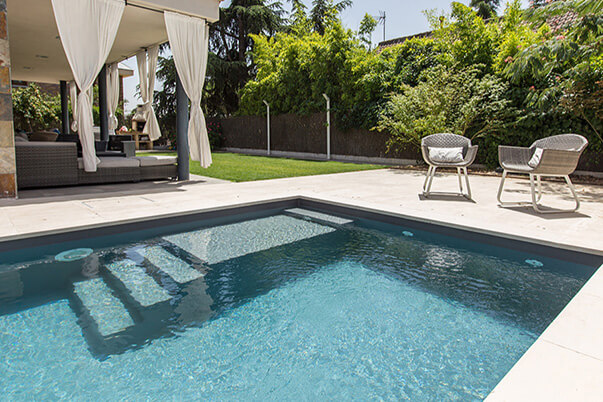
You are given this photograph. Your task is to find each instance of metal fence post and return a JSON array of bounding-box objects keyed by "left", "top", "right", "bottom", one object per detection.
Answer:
[
  {"left": 323, "top": 93, "right": 330, "bottom": 160},
  {"left": 263, "top": 100, "right": 270, "bottom": 156}
]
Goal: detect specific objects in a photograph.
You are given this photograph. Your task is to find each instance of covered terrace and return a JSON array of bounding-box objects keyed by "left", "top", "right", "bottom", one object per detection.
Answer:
[{"left": 0, "top": 0, "right": 222, "bottom": 198}]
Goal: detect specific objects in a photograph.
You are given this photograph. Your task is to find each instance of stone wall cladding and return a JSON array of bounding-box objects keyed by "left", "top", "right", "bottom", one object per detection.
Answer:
[{"left": 0, "top": 0, "right": 16, "bottom": 197}]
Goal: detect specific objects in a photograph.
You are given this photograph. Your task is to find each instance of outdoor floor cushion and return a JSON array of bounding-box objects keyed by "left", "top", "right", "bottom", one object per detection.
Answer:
[
  {"left": 77, "top": 156, "right": 140, "bottom": 170},
  {"left": 134, "top": 156, "right": 178, "bottom": 166}
]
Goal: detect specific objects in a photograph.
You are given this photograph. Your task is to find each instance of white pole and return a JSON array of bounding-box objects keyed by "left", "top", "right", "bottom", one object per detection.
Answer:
[
  {"left": 263, "top": 100, "right": 270, "bottom": 156},
  {"left": 323, "top": 93, "right": 330, "bottom": 160}
]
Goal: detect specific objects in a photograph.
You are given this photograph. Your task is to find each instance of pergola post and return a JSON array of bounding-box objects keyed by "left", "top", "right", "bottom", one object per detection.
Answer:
[
  {"left": 176, "top": 73, "right": 190, "bottom": 181},
  {"left": 59, "top": 80, "right": 69, "bottom": 135},
  {"left": 98, "top": 65, "right": 109, "bottom": 142}
]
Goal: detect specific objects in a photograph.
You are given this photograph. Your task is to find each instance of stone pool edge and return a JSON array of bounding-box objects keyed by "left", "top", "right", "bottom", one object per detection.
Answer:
[{"left": 0, "top": 194, "right": 600, "bottom": 401}]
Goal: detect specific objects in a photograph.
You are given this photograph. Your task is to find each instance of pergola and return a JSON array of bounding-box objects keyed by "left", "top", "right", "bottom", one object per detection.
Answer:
[{"left": 0, "top": 0, "right": 221, "bottom": 197}]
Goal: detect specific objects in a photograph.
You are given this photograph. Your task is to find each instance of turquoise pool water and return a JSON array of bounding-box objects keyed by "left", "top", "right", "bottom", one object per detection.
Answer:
[{"left": 0, "top": 208, "right": 597, "bottom": 400}]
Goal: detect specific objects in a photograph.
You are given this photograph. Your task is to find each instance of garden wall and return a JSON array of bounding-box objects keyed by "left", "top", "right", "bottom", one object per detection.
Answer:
[{"left": 217, "top": 113, "right": 602, "bottom": 173}]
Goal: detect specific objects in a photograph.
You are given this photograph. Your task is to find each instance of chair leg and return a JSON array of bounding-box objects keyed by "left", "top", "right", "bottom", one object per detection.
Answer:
[
  {"left": 463, "top": 167, "right": 472, "bottom": 199},
  {"left": 497, "top": 170, "right": 532, "bottom": 208},
  {"left": 510, "top": 173, "right": 581, "bottom": 214},
  {"left": 565, "top": 175, "right": 581, "bottom": 212},
  {"left": 536, "top": 175, "right": 543, "bottom": 202},
  {"left": 423, "top": 166, "right": 433, "bottom": 192},
  {"left": 529, "top": 174, "right": 582, "bottom": 213},
  {"left": 457, "top": 167, "right": 463, "bottom": 193},
  {"left": 423, "top": 166, "right": 436, "bottom": 196}
]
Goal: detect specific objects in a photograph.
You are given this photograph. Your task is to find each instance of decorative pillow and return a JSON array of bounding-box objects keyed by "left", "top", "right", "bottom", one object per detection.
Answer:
[
  {"left": 428, "top": 147, "right": 464, "bottom": 163},
  {"left": 528, "top": 148, "right": 543, "bottom": 168}
]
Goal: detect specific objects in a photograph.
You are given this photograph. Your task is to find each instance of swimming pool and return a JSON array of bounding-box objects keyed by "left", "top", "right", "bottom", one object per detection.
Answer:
[{"left": 0, "top": 201, "right": 599, "bottom": 400}]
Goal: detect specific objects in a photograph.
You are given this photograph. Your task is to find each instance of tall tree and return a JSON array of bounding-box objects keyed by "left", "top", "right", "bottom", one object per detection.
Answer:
[
  {"left": 153, "top": 0, "right": 285, "bottom": 143},
  {"left": 310, "top": 0, "right": 352, "bottom": 35},
  {"left": 358, "top": 13, "right": 378, "bottom": 49},
  {"left": 208, "top": 0, "right": 285, "bottom": 115},
  {"left": 470, "top": 0, "right": 500, "bottom": 19}
]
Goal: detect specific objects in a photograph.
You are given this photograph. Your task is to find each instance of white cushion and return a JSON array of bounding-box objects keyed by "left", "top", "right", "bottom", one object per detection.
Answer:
[
  {"left": 78, "top": 157, "right": 140, "bottom": 170},
  {"left": 134, "top": 156, "right": 178, "bottom": 167},
  {"left": 428, "top": 147, "right": 464, "bottom": 163},
  {"left": 528, "top": 148, "right": 543, "bottom": 168}
]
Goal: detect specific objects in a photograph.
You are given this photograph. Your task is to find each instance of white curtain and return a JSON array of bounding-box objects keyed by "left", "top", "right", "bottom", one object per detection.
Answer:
[
  {"left": 107, "top": 63, "right": 120, "bottom": 132},
  {"left": 69, "top": 81, "right": 78, "bottom": 132},
  {"left": 51, "top": 0, "right": 125, "bottom": 172},
  {"left": 136, "top": 46, "right": 161, "bottom": 141},
  {"left": 164, "top": 12, "right": 212, "bottom": 168}
]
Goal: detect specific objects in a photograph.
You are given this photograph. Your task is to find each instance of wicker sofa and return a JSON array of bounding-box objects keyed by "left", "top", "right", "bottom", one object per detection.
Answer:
[{"left": 15, "top": 142, "right": 178, "bottom": 189}]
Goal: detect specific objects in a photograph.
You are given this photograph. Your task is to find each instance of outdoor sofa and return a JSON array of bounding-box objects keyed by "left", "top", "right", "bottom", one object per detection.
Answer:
[{"left": 15, "top": 141, "right": 177, "bottom": 189}]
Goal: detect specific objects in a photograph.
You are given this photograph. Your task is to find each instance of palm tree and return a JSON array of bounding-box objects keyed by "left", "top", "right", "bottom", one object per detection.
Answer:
[{"left": 470, "top": 0, "right": 500, "bottom": 19}]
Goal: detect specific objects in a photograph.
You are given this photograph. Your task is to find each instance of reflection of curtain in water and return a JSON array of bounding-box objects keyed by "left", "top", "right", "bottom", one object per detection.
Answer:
[
  {"left": 0, "top": 269, "right": 24, "bottom": 300},
  {"left": 81, "top": 254, "right": 100, "bottom": 278}
]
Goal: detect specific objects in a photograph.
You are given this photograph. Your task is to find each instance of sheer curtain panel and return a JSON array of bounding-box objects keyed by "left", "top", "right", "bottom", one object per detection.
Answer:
[
  {"left": 136, "top": 46, "right": 161, "bottom": 141},
  {"left": 51, "top": 0, "right": 125, "bottom": 172},
  {"left": 164, "top": 11, "right": 212, "bottom": 168}
]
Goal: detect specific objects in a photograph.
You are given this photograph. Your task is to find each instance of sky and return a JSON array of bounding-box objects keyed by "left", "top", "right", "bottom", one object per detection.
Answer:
[{"left": 121, "top": 0, "right": 530, "bottom": 113}]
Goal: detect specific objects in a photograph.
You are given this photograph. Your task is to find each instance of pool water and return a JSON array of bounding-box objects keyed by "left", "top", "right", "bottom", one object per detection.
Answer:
[{"left": 0, "top": 208, "right": 597, "bottom": 400}]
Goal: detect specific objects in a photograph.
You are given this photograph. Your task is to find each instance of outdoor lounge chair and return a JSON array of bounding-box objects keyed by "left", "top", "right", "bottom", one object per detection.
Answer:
[
  {"left": 496, "top": 134, "right": 588, "bottom": 213},
  {"left": 421, "top": 133, "right": 478, "bottom": 199}
]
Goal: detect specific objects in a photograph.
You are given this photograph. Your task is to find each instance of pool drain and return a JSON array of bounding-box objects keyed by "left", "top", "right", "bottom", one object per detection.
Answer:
[
  {"left": 525, "top": 259, "right": 544, "bottom": 268},
  {"left": 55, "top": 248, "right": 93, "bottom": 262}
]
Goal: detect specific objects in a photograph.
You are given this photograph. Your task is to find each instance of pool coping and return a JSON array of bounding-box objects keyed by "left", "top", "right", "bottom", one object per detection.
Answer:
[{"left": 0, "top": 195, "right": 601, "bottom": 399}]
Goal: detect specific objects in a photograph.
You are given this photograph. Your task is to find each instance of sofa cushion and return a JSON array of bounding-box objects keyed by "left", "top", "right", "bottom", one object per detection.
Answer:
[
  {"left": 134, "top": 155, "right": 178, "bottom": 167},
  {"left": 16, "top": 141, "right": 76, "bottom": 148},
  {"left": 77, "top": 156, "right": 140, "bottom": 170},
  {"left": 29, "top": 131, "right": 58, "bottom": 142}
]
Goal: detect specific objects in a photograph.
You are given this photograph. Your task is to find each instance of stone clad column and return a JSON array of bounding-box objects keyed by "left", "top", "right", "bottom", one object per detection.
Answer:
[{"left": 0, "top": 0, "right": 16, "bottom": 198}]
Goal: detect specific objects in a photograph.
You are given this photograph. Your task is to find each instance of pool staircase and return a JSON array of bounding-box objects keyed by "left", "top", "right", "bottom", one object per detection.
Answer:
[{"left": 70, "top": 243, "right": 210, "bottom": 357}]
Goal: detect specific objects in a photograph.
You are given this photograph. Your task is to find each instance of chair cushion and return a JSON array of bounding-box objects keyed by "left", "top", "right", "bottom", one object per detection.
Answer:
[
  {"left": 77, "top": 156, "right": 140, "bottom": 170},
  {"left": 134, "top": 156, "right": 178, "bottom": 167},
  {"left": 528, "top": 148, "right": 543, "bottom": 168},
  {"left": 429, "top": 147, "right": 464, "bottom": 163}
]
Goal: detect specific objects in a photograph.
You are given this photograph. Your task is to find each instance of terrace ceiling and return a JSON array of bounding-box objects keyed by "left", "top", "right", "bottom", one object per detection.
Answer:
[{"left": 7, "top": 0, "right": 221, "bottom": 84}]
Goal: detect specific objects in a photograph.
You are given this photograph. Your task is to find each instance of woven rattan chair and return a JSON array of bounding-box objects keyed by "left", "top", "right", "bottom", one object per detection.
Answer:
[
  {"left": 421, "top": 133, "right": 478, "bottom": 199},
  {"left": 497, "top": 134, "right": 588, "bottom": 213}
]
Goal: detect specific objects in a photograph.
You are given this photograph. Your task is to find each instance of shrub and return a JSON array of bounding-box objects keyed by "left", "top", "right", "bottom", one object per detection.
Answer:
[
  {"left": 12, "top": 84, "right": 61, "bottom": 132},
  {"left": 376, "top": 66, "right": 512, "bottom": 150}
]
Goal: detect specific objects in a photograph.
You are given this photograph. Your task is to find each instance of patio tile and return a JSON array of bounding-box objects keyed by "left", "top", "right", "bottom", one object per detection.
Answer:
[
  {"left": 540, "top": 291, "right": 603, "bottom": 361},
  {"left": 486, "top": 340, "right": 603, "bottom": 402}
]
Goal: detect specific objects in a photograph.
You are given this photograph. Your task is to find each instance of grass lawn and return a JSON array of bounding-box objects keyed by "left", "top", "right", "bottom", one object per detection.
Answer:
[{"left": 139, "top": 152, "right": 386, "bottom": 182}]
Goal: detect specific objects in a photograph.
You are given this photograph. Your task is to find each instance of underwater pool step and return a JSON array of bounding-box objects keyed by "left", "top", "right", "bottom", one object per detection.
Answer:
[
  {"left": 284, "top": 208, "right": 353, "bottom": 225},
  {"left": 137, "top": 246, "right": 203, "bottom": 284},
  {"left": 106, "top": 260, "right": 171, "bottom": 307},
  {"left": 164, "top": 215, "right": 336, "bottom": 265},
  {"left": 73, "top": 278, "right": 135, "bottom": 337}
]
